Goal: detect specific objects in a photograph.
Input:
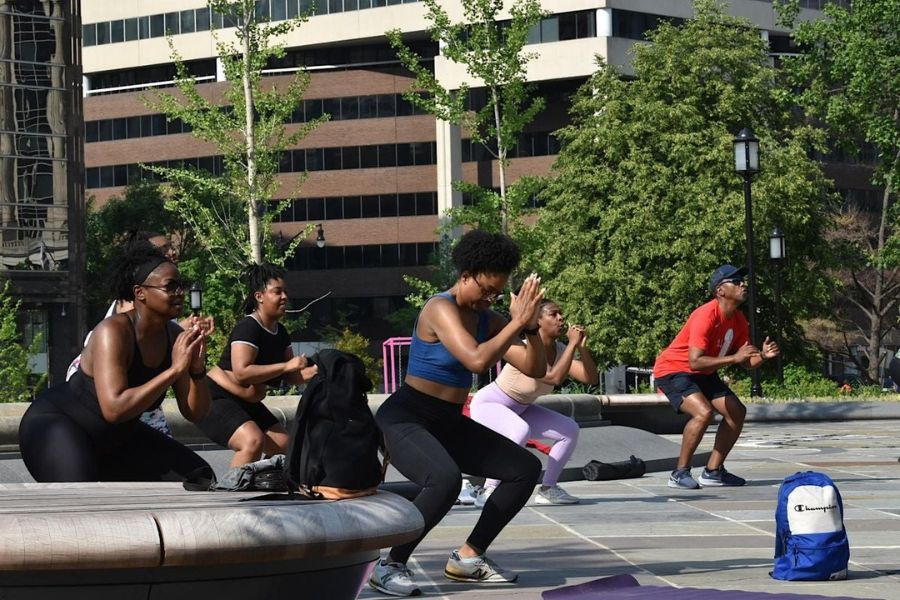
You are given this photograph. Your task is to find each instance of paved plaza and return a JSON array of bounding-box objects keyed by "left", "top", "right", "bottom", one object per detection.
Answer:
[{"left": 358, "top": 419, "right": 900, "bottom": 600}]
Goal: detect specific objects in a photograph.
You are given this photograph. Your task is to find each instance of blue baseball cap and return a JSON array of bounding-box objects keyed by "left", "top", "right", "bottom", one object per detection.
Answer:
[{"left": 709, "top": 264, "right": 748, "bottom": 292}]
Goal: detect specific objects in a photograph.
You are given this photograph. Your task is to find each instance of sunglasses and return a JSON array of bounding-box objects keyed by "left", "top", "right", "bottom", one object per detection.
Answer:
[
  {"left": 720, "top": 278, "right": 746, "bottom": 286},
  {"left": 140, "top": 279, "right": 188, "bottom": 295}
]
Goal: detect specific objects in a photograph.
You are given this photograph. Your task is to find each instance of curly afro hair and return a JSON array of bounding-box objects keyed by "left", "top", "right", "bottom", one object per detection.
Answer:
[
  {"left": 241, "top": 262, "right": 287, "bottom": 314},
  {"left": 110, "top": 240, "right": 172, "bottom": 302},
  {"left": 451, "top": 229, "right": 520, "bottom": 277}
]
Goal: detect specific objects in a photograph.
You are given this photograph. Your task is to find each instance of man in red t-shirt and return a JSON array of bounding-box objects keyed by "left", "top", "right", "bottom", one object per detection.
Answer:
[{"left": 653, "top": 264, "right": 779, "bottom": 489}]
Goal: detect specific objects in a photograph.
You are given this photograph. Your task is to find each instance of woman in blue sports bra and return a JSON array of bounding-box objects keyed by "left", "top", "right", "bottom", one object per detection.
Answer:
[{"left": 369, "top": 230, "right": 547, "bottom": 597}]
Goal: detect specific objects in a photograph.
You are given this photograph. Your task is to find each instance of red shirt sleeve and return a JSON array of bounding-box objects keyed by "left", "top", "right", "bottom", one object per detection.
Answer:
[{"left": 686, "top": 305, "right": 716, "bottom": 355}]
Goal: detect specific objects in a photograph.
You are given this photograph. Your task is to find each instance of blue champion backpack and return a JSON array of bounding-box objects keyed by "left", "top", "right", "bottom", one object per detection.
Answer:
[{"left": 772, "top": 471, "right": 849, "bottom": 581}]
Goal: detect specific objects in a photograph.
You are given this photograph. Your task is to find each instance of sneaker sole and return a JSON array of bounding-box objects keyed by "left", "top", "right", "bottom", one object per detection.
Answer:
[
  {"left": 368, "top": 579, "right": 421, "bottom": 597},
  {"left": 443, "top": 569, "right": 517, "bottom": 584},
  {"left": 667, "top": 480, "right": 700, "bottom": 490},
  {"left": 698, "top": 480, "right": 745, "bottom": 487},
  {"left": 534, "top": 495, "right": 579, "bottom": 505}
]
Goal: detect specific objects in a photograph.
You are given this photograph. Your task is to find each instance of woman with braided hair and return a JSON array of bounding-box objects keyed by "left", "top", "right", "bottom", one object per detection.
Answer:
[
  {"left": 19, "top": 242, "right": 214, "bottom": 484},
  {"left": 197, "top": 263, "right": 318, "bottom": 468}
]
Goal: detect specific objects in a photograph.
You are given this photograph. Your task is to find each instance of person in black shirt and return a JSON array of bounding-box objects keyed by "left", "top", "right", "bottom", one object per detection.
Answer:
[
  {"left": 198, "top": 263, "right": 317, "bottom": 467},
  {"left": 19, "top": 242, "right": 213, "bottom": 483}
]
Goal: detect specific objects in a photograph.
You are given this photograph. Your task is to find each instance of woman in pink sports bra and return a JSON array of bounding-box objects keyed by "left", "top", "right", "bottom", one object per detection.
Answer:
[{"left": 470, "top": 299, "right": 599, "bottom": 506}]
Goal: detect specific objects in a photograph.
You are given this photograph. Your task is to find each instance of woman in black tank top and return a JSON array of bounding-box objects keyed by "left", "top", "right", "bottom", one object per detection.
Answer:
[
  {"left": 197, "top": 263, "right": 318, "bottom": 468},
  {"left": 19, "top": 242, "right": 214, "bottom": 484}
]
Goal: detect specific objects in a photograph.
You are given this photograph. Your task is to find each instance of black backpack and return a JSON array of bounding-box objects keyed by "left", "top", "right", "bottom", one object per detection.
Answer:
[{"left": 284, "top": 349, "right": 384, "bottom": 499}]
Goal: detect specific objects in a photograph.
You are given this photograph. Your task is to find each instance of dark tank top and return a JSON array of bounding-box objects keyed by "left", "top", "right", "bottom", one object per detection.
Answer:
[{"left": 53, "top": 316, "right": 172, "bottom": 438}]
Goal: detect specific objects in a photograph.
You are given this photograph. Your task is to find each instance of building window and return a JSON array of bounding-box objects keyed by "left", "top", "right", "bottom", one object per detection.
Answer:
[
  {"left": 83, "top": 23, "right": 96, "bottom": 46},
  {"left": 196, "top": 8, "right": 211, "bottom": 31},
  {"left": 124, "top": 18, "right": 138, "bottom": 41}
]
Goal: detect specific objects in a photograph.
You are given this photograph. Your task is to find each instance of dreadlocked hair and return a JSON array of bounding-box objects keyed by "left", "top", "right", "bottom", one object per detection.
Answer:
[
  {"left": 451, "top": 229, "right": 520, "bottom": 277},
  {"left": 110, "top": 241, "right": 171, "bottom": 302},
  {"left": 241, "top": 262, "right": 287, "bottom": 314},
  {"left": 124, "top": 230, "right": 164, "bottom": 245}
]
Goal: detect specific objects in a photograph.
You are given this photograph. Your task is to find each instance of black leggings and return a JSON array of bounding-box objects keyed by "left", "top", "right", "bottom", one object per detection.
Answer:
[
  {"left": 19, "top": 397, "right": 214, "bottom": 484},
  {"left": 376, "top": 384, "right": 541, "bottom": 564}
]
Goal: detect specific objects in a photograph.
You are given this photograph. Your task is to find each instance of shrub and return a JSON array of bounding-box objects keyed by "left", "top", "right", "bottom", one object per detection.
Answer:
[
  {"left": 333, "top": 328, "right": 382, "bottom": 391},
  {"left": 0, "top": 282, "right": 47, "bottom": 402}
]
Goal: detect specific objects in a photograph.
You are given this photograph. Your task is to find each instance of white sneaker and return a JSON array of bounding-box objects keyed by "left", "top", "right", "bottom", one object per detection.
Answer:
[
  {"left": 534, "top": 484, "right": 580, "bottom": 505},
  {"left": 444, "top": 550, "right": 518, "bottom": 583},
  {"left": 456, "top": 478, "right": 478, "bottom": 505},
  {"left": 369, "top": 559, "right": 421, "bottom": 597},
  {"left": 474, "top": 485, "right": 495, "bottom": 508}
]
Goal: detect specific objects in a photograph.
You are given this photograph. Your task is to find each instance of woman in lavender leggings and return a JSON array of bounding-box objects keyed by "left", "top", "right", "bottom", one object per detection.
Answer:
[{"left": 470, "top": 300, "right": 599, "bottom": 505}]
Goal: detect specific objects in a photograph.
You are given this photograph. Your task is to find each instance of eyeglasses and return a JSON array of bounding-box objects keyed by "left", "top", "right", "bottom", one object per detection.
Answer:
[
  {"left": 140, "top": 279, "right": 188, "bottom": 295},
  {"left": 473, "top": 277, "right": 503, "bottom": 303},
  {"left": 720, "top": 278, "right": 746, "bottom": 286}
]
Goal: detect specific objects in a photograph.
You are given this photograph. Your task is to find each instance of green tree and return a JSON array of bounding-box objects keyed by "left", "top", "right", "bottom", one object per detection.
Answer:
[
  {"left": 144, "top": 0, "right": 321, "bottom": 283},
  {"left": 387, "top": 0, "right": 547, "bottom": 236},
  {"left": 530, "top": 0, "right": 833, "bottom": 367},
  {"left": 0, "top": 281, "right": 47, "bottom": 402},
  {"left": 775, "top": 0, "right": 900, "bottom": 382},
  {"left": 333, "top": 328, "right": 383, "bottom": 391}
]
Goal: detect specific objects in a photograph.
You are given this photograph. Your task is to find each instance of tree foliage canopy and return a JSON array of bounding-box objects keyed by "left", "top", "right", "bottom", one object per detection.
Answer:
[
  {"left": 145, "top": 0, "right": 320, "bottom": 275},
  {"left": 529, "top": 0, "right": 833, "bottom": 367},
  {"left": 775, "top": 0, "right": 900, "bottom": 380},
  {"left": 387, "top": 0, "right": 546, "bottom": 235}
]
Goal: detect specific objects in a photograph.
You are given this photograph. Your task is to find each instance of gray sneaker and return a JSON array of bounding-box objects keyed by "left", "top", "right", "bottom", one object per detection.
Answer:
[
  {"left": 456, "top": 479, "right": 478, "bottom": 505},
  {"left": 698, "top": 466, "right": 746, "bottom": 487},
  {"left": 369, "top": 559, "right": 421, "bottom": 597},
  {"left": 473, "top": 485, "right": 495, "bottom": 508},
  {"left": 444, "top": 550, "right": 518, "bottom": 583},
  {"left": 668, "top": 468, "right": 700, "bottom": 489},
  {"left": 534, "top": 484, "right": 580, "bottom": 505}
]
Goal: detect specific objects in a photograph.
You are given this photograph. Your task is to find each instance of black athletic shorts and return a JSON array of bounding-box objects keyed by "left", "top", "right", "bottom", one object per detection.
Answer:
[
  {"left": 655, "top": 372, "right": 734, "bottom": 413},
  {"left": 196, "top": 377, "right": 280, "bottom": 447}
]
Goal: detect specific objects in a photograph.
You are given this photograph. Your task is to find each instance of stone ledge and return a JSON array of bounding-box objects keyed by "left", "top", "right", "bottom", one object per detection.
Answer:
[{"left": 0, "top": 483, "right": 422, "bottom": 571}]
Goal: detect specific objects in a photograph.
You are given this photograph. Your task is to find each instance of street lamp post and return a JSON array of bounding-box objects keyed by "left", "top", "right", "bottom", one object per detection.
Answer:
[
  {"left": 769, "top": 227, "right": 785, "bottom": 385},
  {"left": 734, "top": 127, "right": 762, "bottom": 397}
]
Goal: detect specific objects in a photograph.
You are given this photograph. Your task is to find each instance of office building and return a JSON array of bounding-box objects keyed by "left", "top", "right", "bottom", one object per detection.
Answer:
[
  {"left": 1, "top": 0, "right": 85, "bottom": 383},
  {"left": 81, "top": 0, "right": 866, "bottom": 347}
]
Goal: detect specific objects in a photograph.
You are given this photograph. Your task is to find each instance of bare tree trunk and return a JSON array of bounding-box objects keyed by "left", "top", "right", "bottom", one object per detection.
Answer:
[
  {"left": 492, "top": 87, "right": 507, "bottom": 236},
  {"left": 242, "top": 1, "right": 261, "bottom": 264},
  {"left": 867, "top": 145, "right": 899, "bottom": 382}
]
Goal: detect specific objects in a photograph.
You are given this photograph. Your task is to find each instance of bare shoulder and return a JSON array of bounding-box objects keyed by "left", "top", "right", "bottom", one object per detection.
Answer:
[{"left": 91, "top": 313, "right": 133, "bottom": 342}]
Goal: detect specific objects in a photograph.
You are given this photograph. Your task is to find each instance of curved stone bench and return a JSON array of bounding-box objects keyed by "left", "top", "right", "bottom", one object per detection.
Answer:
[{"left": 0, "top": 482, "right": 423, "bottom": 599}]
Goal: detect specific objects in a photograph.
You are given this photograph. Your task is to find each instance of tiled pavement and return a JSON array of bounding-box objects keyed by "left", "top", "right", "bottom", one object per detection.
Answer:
[{"left": 360, "top": 420, "right": 900, "bottom": 599}]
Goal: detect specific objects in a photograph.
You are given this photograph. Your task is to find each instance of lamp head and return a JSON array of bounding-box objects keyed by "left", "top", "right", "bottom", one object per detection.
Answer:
[
  {"left": 733, "top": 127, "right": 759, "bottom": 174},
  {"left": 190, "top": 281, "right": 203, "bottom": 313},
  {"left": 769, "top": 227, "right": 785, "bottom": 261}
]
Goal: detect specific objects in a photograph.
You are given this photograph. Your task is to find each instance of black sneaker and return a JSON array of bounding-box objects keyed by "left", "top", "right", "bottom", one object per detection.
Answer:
[{"left": 698, "top": 466, "right": 746, "bottom": 487}]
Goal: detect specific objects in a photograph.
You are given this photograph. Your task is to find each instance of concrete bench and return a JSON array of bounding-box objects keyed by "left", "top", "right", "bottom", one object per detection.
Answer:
[{"left": 0, "top": 482, "right": 423, "bottom": 599}]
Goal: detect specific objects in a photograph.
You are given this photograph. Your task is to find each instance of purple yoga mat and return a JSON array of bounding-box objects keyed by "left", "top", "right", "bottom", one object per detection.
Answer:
[
  {"left": 543, "top": 575, "right": 866, "bottom": 600},
  {"left": 543, "top": 574, "right": 640, "bottom": 599}
]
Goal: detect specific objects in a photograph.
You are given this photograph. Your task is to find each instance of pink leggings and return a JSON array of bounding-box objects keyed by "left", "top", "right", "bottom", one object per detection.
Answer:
[{"left": 469, "top": 382, "right": 580, "bottom": 488}]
